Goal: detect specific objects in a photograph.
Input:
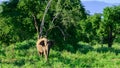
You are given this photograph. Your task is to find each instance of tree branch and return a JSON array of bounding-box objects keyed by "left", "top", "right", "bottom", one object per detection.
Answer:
[
  {"left": 46, "top": 26, "right": 66, "bottom": 40},
  {"left": 40, "top": 0, "right": 53, "bottom": 38},
  {"left": 32, "top": 13, "right": 39, "bottom": 38}
]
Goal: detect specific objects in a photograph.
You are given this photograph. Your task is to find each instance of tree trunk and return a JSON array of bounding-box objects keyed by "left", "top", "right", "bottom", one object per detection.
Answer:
[{"left": 108, "top": 26, "right": 113, "bottom": 47}]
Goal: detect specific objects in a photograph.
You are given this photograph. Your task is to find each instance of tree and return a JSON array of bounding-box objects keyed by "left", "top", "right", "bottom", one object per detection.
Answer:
[
  {"left": 0, "top": 0, "right": 37, "bottom": 44},
  {"left": 0, "top": 0, "right": 20, "bottom": 44},
  {"left": 78, "top": 13, "right": 102, "bottom": 44},
  {"left": 103, "top": 5, "right": 120, "bottom": 47},
  {"left": 49, "top": 0, "right": 87, "bottom": 48},
  {"left": 0, "top": 0, "right": 87, "bottom": 49}
]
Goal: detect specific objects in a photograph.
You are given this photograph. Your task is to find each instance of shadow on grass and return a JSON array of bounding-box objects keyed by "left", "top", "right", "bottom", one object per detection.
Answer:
[
  {"left": 57, "top": 42, "right": 94, "bottom": 54},
  {"left": 56, "top": 42, "right": 120, "bottom": 55},
  {"left": 76, "top": 43, "right": 94, "bottom": 54},
  {"left": 96, "top": 47, "right": 120, "bottom": 55}
]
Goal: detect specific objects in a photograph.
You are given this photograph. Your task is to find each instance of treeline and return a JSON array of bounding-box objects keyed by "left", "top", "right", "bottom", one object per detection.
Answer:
[{"left": 0, "top": 0, "right": 120, "bottom": 48}]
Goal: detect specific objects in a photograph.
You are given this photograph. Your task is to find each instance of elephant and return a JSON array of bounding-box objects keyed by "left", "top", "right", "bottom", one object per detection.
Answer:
[{"left": 36, "top": 37, "right": 53, "bottom": 61}]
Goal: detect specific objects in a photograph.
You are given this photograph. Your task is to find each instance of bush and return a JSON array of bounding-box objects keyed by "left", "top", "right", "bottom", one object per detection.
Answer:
[{"left": 15, "top": 39, "right": 36, "bottom": 50}]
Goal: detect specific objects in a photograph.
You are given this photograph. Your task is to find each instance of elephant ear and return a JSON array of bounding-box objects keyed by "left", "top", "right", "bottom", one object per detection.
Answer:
[
  {"left": 40, "top": 40, "right": 45, "bottom": 46},
  {"left": 47, "top": 40, "right": 54, "bottom": 47}
]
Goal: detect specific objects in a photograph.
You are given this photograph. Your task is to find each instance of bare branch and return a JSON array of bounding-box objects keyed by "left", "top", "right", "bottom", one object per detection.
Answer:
[
  {"left": 32, "top": 13, "right": 39, "bottom": 38},
  {"left": 40, "top": 0, "right": 65, "bottom": 39},
  {"left": 51, "top": 13, "right": 59, "bottom": 24},
  {"left": 45, "top": 13, "right": 60, "bottom": 35},
  {"left": 56, "top": 26, "right": 66, "bottom": 40},
  {"left": 40, "top": 0, "right": 53, "bottom": 38},
  {"left": 45, "top": 11, "right": 66, "bottom": 40}
]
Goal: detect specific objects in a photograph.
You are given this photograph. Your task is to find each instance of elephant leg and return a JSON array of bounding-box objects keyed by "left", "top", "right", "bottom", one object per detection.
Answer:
[
  {"left": 43, "top": 49, "right": 48, "bottom": 61},
  {"left": 39, "top": 52, "right": 44, "bottom": 57},
  {"left": 48, "top": 45, "right": 51, "bottom": 57}
]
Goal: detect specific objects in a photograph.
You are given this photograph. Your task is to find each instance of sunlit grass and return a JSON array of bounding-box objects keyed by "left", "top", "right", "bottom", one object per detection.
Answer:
[{"left": 0, "top": 40, "right": 120, "bottom": 68}]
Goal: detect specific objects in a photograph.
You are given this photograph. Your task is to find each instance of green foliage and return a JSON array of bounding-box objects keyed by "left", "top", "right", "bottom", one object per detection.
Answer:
[
  {"left": 0, "top": 0, "right": 120, "bottom": 67},
  {"left": 77, "top": 13, "right": 102, "bottom": 43},
  {"left": 0, "top": 0, "right": 87, "bottom": 47},
  {"left": 0, "top": 0, "right": 36, "bottom": 44},
  {"left": 102, "top": 5, "right": 120, "bottom": 47},
  {"left": 15, "top": 39, "right": 36, "bottom": 50}
]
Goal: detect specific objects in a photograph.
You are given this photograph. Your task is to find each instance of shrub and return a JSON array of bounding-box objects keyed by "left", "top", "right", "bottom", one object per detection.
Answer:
[{"left": 15, "top": 39, "right": 36, "bottom": 50}]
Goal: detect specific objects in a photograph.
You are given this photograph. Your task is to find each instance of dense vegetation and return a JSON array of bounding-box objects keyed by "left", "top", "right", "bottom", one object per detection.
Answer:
[
  {"left": 0, "top": 0, "right": 120, "bottom": 67},
  {"left": 1, "top": 40, "right": 120, "bottom": 68}
]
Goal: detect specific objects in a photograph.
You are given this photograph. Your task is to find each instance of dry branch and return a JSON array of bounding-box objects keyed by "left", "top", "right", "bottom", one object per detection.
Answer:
[
  {"left": 32, "top": 13, "right": 39, "bottom": 38},
  {"left": 32, "top": 0, "right": 66, "bottom": 40},
  {"left": 40, "top": 0, "right": 53, "bottom": 38},
  {"left": 45, "top": 12, "right": 66, "bottom": 40}
]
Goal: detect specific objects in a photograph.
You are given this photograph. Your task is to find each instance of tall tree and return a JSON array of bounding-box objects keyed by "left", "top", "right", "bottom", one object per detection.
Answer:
[
  {"left": 103, "top": 5, "right": 120, "bottom": 47},
  {"left": 48, "top": 0, "right": 87, "bottom": 48},
  {"left": 0, "top": 0, "right": 87, "bottom": 48},
  {"left": 0, "top": 0, "right": 37, "bottom": 44}
]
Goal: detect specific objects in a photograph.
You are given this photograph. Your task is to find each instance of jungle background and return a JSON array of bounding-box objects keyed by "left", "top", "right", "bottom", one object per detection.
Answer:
[{"left": 0, "top": 0, "right": 120, "bottom": 68}]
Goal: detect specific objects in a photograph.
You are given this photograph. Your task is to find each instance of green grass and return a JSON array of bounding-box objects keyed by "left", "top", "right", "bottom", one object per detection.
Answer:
[{"left": 0, "top": 40, "right": 120, "bottom": 68}]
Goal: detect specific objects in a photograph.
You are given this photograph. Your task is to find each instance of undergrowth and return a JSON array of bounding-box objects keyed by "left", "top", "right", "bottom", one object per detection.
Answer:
[{"left": 0, "top": 40, "right": 120, "bottom": 68}]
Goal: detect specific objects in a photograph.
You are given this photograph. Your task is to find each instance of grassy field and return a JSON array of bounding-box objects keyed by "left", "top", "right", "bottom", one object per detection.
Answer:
[{"left": 0, "top": 40, "right": 120, "bottom": 68}]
